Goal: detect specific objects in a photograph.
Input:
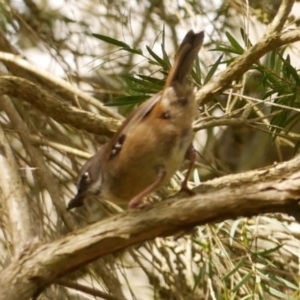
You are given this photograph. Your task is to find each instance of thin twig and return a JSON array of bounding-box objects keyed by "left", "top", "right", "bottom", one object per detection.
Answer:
[
  {"left": 0, "top": 52, "right": 123, "bottom": 120},
  {"left": 0, "top": 110, "right": 33, "bottom": 257},
  {"left": 55, "top": 279, "right": 120, "bottom": 300}
]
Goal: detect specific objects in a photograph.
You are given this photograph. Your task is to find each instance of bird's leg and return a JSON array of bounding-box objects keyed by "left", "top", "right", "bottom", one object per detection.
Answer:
[
  {"left": 180, "top": 144, "right": 196, "bottom": 195},
  {"left": 129, "top": 166, "right": 166, "bottom": 209}
]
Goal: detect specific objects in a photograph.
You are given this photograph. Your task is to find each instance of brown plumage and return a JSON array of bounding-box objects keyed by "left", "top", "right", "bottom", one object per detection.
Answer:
[{"left": 68, "top": 30, "right": 204, "bottom": 210}]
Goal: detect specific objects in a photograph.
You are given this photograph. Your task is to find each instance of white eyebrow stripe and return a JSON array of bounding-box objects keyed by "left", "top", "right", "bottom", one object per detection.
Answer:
[
  {"left": 110, "top": 134, "right": 126, "bottom": 159},
  {"left": 114, "top": 141, "right": 122, "bottom": 149}
]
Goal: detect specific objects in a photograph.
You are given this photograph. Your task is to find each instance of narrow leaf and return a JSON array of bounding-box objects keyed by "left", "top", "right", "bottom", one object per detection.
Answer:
[
  {"left": 92, "top": 33, "right": 130, "bottom": 48},
  {"left": 204, "top": 54, "right": 223, "bottom": 84},
  {"left": 222, "top": 257, "right": 246, "bottom": 280},
  {"left": 105, "top": 95, "right": 149, "bottom": 106},
  {"left": 146, "top": 46, "right": 170, "bottom": 68},
  {"left": 232, "top": 271, "right": 252, "bottom": 292},
  {"left": 226, "top": 31, "right": 244, "bottom": 54}
]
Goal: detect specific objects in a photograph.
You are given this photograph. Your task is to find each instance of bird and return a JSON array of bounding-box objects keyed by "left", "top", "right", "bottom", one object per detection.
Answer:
[{"left": 67, "top": 30, "right": 204, "bottom": 210}]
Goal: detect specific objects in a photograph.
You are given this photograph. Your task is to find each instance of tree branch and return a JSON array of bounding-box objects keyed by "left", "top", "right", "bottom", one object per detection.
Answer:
[
  {"left": 0, "top": 123, "right": 33, "bottom": 257},
  {"left": 0, "top": 76, "right": 120, "bottom": 137},
  {"left": 197, "top": 29, "right": 300, "bottom": 106},
  {"left": 55, "top": 279, "right": 119, "bottom": 300},
  {"left": 1, "top": 155, "right": 300, "bottom": 299},
  {"left": 266, "top": 0, "right": 294, "bottom": 34},
  {"left": 0, "top": 96, "right": 78, "bottom": 232},
  {"left": 0, "top": 52, "right": 123, "bottom": 120}
]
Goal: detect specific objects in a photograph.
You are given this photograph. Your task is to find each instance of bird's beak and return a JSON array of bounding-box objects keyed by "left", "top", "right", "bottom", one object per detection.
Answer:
[{"left": 67, "top": 191, "right": 88, "bottom": 210}]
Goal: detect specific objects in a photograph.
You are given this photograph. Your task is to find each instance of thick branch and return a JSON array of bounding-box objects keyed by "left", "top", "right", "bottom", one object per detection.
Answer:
[
  {"left": 197, "top": 29, "right": 300, "bottom": 105},
  {"left": 1, "top": 155, "right": 300, "bottom": 299},
  {"left": 0, "top": 51, "right": 123, "bottom": 120},
  {"left": 0, "top": 76, "right": 120, "bottom": 137}
]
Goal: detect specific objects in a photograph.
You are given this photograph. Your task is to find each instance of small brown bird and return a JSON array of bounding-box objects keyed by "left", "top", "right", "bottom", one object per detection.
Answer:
[{"left": 68, "top": 30, "right": 204, "bottom": 210}]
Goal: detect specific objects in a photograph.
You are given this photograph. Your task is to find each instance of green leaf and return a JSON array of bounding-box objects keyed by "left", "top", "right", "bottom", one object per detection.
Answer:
[
  {"left": 279, "top": 53, "right": 300, "bottom": 85},
  {"left": 240, "top": 295, "right": 255, "bottom": 300},
  {"left": 283, "top": 109, "right": 300, "bottom": 131},
  {"left": 123, "top": 47, "right": 143, "bottom": 55},
  {"left": 270, "top": 110, "right": 288, "bottom": 134},
  {"left": 91, "top": 33, "right": 142, "bottom": 55},
  {"left": 161, "top": 44, "right": 171, "bottom": 67},
  {"left": 256, "top": 244, "right": 282, "bottom": 256},
  {"left": 211, "top": 45, "right": 242, "bottom": 55},
  {"left": 204, "top": 54, "right": 223, "bottom": 84},
  {"left": 269, "top": 275, "right": 298, "bottom": 290},
  {"left": 122, "top": 74, "right": 162, "bottom": 94},
  {"left": 222, "top": 257, "right": 246, "bottom": 280},
  {"left": 161, "top": 25, "right": 171, "bottom": 67},
  {"left": 105, "top": 95, "right": 149, "bottom": 106},
  {"left": 146, "top": 46, "right": 169, "bottom": 68},
  {"left": 268, "top": 49, "right": 277, "bottom": 70},
  {"left": 232, "top": 271, "right": 253, "bottom": 292},
  {"left": 92, "top": 33, "right": 130, "bottom": 48},
  {"left": 262, "top": 283, "right": 289, "bottom": 299},
  {"left": 194, "top": 55, "right": 202, "bottom": 84},
  {"left": 137, "top": 74, "right": 164, "bottom": 85},
  {"left": 240, "top": 28, "right": 252, "bottom": 48},
  {"left": 294, "top": 138, "right": 300, "bottom": 156},
  {"left": 193, "top": 264, "right": 206, "bottom": 292},
  {"left": 226, "top": 31, "right": 244, "bottom": 54}
]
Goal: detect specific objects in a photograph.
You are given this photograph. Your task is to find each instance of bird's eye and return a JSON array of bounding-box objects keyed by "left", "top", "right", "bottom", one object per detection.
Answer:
[{"left": 161, "top": 111, "right": 171, "bottom": 119}]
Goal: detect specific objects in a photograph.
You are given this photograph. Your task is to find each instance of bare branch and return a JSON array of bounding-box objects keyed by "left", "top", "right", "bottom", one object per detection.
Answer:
[
  {"left": 0, "top": 52, "right": 123, "bottom": 120},
  {"left": 266, "top": 0, "right": 294, "bottom": 34},
  {"left": 197, "top": 29, "right": 300, "bottom": 106},
  {"left": 0, "top": 123, "right": 33, "bottom": 256},
  {"left": 0, "top": 97, "right": 78, "bottom": 232},
  {"left": 55, "top": 279, "right": 119, "bottom": 300},
  {"left": 0, "top": 76, "right": 120, "bottom": 137},
  {"left": 1, "top": 155, "right": 300, "bottom": 299}
]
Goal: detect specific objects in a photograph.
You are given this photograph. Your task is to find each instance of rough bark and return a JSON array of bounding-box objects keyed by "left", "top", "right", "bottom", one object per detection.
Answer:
[{"left": 1, "top": 155, "right": 300, "bottom": 299}]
